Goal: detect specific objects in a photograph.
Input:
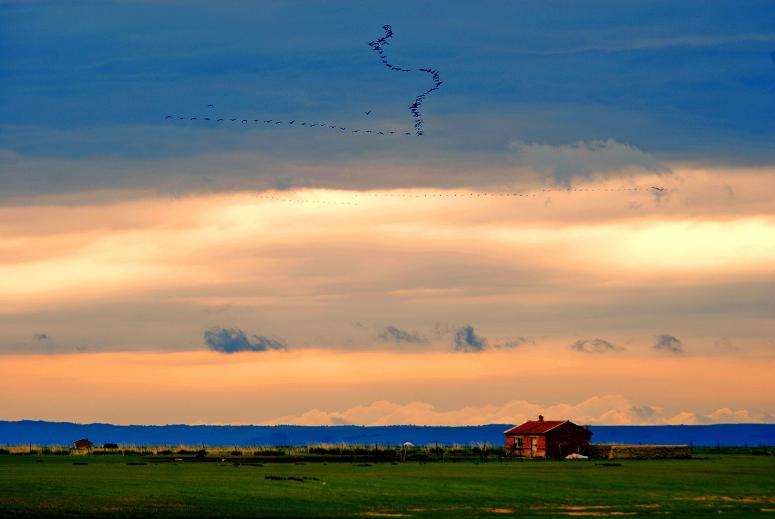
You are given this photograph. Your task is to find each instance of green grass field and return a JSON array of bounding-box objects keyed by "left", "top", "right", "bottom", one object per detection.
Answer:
[{"left": 1, "top": 455, "right": 773, "bottom": 517}]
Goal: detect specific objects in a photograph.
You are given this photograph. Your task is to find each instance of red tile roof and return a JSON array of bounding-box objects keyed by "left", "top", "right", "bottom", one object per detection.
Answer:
[{"left": 504, "top": 420, "right": 567, "bottom": 435}]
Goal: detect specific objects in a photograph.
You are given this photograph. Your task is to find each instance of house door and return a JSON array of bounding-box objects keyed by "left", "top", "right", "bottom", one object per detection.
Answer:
[{"left": 531, "top": 437, "right": 538, "bottom": 457}]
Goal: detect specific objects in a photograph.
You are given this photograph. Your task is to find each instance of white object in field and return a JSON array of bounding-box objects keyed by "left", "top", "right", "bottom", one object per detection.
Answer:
[
  {"left": 565, "top": 453, "right": 589, "bottom": 460},
  {"left": 403, "top": 442, "right": 414, "bottom": 447}
]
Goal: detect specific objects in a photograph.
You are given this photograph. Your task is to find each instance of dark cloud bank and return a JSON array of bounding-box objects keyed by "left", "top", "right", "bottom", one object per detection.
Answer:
[
  {"left": 1, "top": 1, "right": 774, "bottom": 200},
  {"left": 378, "top": 325, "right": 427, "bottom": 344},
  {"left": 654, "top": 334, "right": 683, "bottom": 354},
  {"left": 453, "top": 325, "right": 532, "bottom": 353},
  {"left": 454, "top": 325, "right": 488, "bottom": 352},
  {"left": 571, "top": 338, "right": 623, "bottom": 353},
  {"left": 204, "top": 327, "right": 287, "bottom": 354}
]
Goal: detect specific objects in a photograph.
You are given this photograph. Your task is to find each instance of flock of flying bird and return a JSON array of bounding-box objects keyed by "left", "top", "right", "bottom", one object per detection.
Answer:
[
  {"left": 248, "top": 186, "right": 667, "bottom": 207},
  {"left": 163, "top": 24, "right": 442, "bottom": 137},
  {"left": 163, "top": 110, "right": 413, "bottom": 136},
  {"left": 162, "top": 24, "right": 667, "bottom": 204},
  {"left": 368, "top": 24, "right": 444, "bottom": 136}
]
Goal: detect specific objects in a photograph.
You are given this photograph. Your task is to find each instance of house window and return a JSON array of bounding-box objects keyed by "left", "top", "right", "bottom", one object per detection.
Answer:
[{"left": 515, "top": 437, "right": 523, "bottom": 448}]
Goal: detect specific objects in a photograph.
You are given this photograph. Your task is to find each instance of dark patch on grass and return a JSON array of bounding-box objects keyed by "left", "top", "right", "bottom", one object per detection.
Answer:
[
  {"left": 595, "top": 462, "right": 622, "bottom": 467},
  {"left": 72, "top": 462, "right": 88, "bottom": 466},
  {"left": 264, "top": 475, "right": 313, "bottom": 482},
  {"left": 127, "top": 462, "right": 147, "bottom": 466},
  {"left": 253, "top": 449, "right": 286, "bottom": 456}
]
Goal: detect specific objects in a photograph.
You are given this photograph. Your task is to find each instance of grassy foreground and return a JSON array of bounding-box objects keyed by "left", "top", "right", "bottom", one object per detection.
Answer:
[{"left": 0, "top": 455, "right": 773, "bottom": 517}]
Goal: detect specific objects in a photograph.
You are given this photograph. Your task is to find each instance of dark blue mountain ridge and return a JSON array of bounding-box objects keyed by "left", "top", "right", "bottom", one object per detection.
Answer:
[{"left": 1, "top": 421, "right": 773, "bottom": 447}]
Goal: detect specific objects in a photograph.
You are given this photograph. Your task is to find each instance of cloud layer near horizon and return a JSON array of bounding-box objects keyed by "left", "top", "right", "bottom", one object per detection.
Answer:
[
  {"left": 269, "top": 396, "right": 774, "bottom": 427},
  {"left": 1, "top": 350, "right": 772, "bottom": 426}
]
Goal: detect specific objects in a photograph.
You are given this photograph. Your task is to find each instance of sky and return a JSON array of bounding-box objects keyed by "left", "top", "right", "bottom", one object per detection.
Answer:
[{"left": 1, "top": 0, "right": 774, "bottom": 427}]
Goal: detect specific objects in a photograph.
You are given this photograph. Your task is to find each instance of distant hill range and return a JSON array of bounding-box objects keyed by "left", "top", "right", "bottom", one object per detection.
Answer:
[{"left": 1, "top": 421, "right": 773, "bottom": 447}]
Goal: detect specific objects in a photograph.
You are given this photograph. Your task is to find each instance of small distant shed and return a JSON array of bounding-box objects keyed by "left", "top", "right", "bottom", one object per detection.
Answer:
[
  {"left": 504, "top": 415, "right": 591, "bottom": 459},
  {"left": 73, "top": 438, "right": 93, "bottom": 450}
]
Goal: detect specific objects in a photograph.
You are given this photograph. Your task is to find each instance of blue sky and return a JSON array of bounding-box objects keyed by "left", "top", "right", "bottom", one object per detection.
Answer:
[{"left": 2, "top": 1, "right": 774, "bottom": 177}]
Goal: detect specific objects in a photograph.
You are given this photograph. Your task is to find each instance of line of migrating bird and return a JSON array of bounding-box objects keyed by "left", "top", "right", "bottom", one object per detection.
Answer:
[
  {"left": 368, "top": 24, "right": 444, "bottom": 136},
  {"left": 164, "top": 107, "right": 414, "bottom": 136},
  {"left": 163, "top": 24, "right": 440, "bottom": 139},
  {"left": 355, "top": 187, "right": 668, "bottom": 196},
  {"left": 234, "top": 186, "right": 670, "bottom": 208}
]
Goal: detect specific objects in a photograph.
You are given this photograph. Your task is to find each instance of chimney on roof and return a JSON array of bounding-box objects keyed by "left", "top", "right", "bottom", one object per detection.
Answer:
[{"left": 538, "top": 415, "right": 544, "bottom": 422}]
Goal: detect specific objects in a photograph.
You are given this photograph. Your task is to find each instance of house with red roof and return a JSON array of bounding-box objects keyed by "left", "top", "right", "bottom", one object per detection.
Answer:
[
  {"left": 73, "top": 438, "right": 93, "bottom": 451},
  {"left": 504, "top": 415, "right": 591, "bottom": 459}
]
